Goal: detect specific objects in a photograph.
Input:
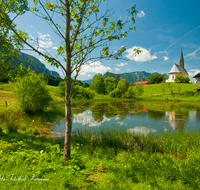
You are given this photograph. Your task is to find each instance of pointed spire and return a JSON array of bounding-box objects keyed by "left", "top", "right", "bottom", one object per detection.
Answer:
[{"left": 179, "top": 47, "right": 184, "bottom": 68}]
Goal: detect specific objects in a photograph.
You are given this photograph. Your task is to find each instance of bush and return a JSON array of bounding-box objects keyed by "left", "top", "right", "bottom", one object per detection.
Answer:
[
  {"left": 135, "top": 84, "right": 144, "bottom": 95},
  {"left": 57, "top": 80, "right": 65, "bottom": 97},
  {"left": 5, "top": 120, "right": 18, "bottom": 133},
  {"left": 94, "top": 80, "right": 105, "bottom": 94},
  {"left": 72, "top": 85, "right": 94, "bottom": 99},
  {"left": 175, "top": 74, "right": 190, "bottom": 83},
  {"left": 12, "top": 65, "right": 53, "bottom": 114},
  {"left": 123, "top": 86, "right": 135, "bottom": 98},
  {"left": 109, "top": 88, "right": 122, "bottom": 98},
  {"left": 147, "top": 73, "right": 165, "bottom": 84}
]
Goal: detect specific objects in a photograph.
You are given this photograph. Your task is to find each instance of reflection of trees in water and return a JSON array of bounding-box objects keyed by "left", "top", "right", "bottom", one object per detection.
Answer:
[
  {"left": 71, "top": 102, "right": 93, "bottom": 115},
  {"left": 147, "top": 110, "right": 165, "bottom": 120},
  {"left": 70, "top": 101, "right": 199, "bottom": 130}
]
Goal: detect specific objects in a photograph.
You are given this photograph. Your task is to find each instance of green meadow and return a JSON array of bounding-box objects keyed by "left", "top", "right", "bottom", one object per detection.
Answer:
[{"left": 0, "top": 82, "right": 200, "bottom": 189}]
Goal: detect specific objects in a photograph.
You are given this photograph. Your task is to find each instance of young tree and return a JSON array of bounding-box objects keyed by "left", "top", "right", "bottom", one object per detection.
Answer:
[
  {"left": 105, "top": 77, "right": 118, "bottom": 94},
  {"left": 94, "top": 80, "right": 105, "bottom": 94},
  {"left": 91, "top": 73, "right": 104, "bottom": 90},
  {"left": 0, "top": 0, "right": 29, "bottom": 79},
  {"left": 117, "top": 77, "right": 128, "bottom": 95},
  {"left": 1, "top": 0, "right": 139, "bottom": 160}
]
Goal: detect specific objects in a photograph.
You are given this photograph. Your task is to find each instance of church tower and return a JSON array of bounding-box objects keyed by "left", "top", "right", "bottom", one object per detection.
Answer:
[{"left": 179, "top": 47, "right": 184, "bottom": 68}]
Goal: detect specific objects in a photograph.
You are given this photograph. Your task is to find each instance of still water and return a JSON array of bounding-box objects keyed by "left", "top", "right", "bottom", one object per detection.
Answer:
[{"left": 51, "top": 100, "right": 200, "bottom": 136}]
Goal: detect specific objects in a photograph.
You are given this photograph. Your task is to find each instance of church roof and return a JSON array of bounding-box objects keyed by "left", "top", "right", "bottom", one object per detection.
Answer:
[{"left": 169, "top": 64, "right": 188, "bottom": 74}]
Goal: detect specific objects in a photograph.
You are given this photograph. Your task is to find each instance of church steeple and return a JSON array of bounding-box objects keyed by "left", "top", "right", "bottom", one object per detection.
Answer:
[{"left": 179, "top": 47, "right": 184, "bottom": 68}]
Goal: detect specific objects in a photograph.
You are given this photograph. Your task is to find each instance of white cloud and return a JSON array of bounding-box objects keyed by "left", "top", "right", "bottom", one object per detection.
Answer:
[
  {"left": 73, "top": 112, "right": 111, "bottom": 127},
  {"left": 185, "top": 47, "right": 200, "bottom": 58},
  {"left": 37, "top": 32, "right": 53, "bottom": 50},
  {"left": 115, "top": 68, "right": 120, "bottom": 71},
  {"left": 163, "top": 56, "right": 169, "bottom": 61},
  {"left": 39, "top": 59, "right": 44, "bottom": 62},
  {"left": 38, "top": 32, "right": 51, "bottom": 40},
  {"left": 88, "top": 74, "right": 91, "bottom": 77},
  {"left": 137, "top": 10, "right": 145, "bottom": 18},
  {"left": 159, "top": 51, "right": 167, "bottom": 54},
  {"left": 117, "top": 122, "right": 127, "bottom": 126},
  {"left": 188, "top": 69, "right": 200, "bottom": 77},
  {"left": 79, "top": 61, "right": 111, "bottom": 75},
  {"left": 53, "top": 46, "right": 58, "bottom": 50},
  {"left": 126, "top": 46, "right": 157, "bottom": 62},
  {"left": 117, "top": 62, "right": 128, "bottom": 67}
]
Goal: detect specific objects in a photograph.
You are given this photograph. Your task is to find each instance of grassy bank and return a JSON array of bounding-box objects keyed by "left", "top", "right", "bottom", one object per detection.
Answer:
[
  {"left": 138, "top": 83, "right": 200, "bottom": 102},
  {"left": 0, "top": 128, "right": 200, "bottom": 189}
]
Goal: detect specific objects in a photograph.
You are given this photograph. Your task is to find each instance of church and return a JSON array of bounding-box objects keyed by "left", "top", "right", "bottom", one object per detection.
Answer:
[{"left": 168, "top": 48, "right": 188, "bottom": 82}]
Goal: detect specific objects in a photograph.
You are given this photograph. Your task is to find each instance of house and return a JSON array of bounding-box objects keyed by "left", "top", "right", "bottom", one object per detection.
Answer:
[
  {"left": 193, "top": 72, "right": 200, "bottom": 83},
  {"left": 134, "top": 81, "right": 148, "bottom": 85},
  {"left": 168, "top": 48, "right": 188, "bottom": 82}
]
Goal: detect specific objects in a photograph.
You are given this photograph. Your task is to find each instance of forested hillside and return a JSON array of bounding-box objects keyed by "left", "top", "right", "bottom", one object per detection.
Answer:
[{"left": 12, "top": 51, "right": 60, "bottom": 77}]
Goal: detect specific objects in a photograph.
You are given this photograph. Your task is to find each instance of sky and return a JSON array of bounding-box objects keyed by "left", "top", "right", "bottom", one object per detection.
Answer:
[{"left": 12, "top": 0, "right": 200, "bottom": 82}]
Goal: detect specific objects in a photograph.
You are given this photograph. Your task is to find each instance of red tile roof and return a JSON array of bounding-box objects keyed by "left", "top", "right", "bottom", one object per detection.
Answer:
[{"left": 134, "top": 81, "right": 148, "bottom": 85}]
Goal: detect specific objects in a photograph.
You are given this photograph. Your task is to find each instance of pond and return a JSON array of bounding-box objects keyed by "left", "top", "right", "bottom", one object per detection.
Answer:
[{"left": 51, "top": 100, "right": 200, "bottom": 137}]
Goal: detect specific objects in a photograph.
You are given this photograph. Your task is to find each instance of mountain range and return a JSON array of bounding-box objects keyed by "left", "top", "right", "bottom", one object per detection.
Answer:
[
  {"left": 12, "top": 51, "right": 60, "bottom": 77},
  {"left": 82, "top": 71, "right": 168, "bottom": 84}
]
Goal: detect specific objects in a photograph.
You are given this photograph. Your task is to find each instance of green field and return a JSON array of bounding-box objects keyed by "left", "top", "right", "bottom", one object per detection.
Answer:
[
  {"left": 137, "top": 82, "right": 200, "bottom": 101},
  {"left": 1, "top": 82, "right": 200, "bottom": 189}
]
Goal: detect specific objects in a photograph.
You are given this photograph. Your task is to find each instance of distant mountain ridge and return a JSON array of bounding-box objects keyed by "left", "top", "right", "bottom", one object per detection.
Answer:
[
  {"left": 82, "top": 71, "right": 168, "bottom": 84},
  {"left": 12, "top": 51, "right": 60, "bottom": 77}
]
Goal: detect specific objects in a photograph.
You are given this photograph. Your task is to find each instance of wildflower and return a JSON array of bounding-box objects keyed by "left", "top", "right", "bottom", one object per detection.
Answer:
[
  {"left": 40, "top": 150, "right": 44, "bottom": 154},
  {"left": 32, "top": 120, "right": 34, "bottom": 122},
  {"left": 76, "top": 147, "right": 80, "bottom": 149}
]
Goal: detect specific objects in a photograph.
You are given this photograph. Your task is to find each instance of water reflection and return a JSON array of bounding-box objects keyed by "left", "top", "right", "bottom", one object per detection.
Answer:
[{"left": 52, "top": 101, "right": 200, "bottom": 136}]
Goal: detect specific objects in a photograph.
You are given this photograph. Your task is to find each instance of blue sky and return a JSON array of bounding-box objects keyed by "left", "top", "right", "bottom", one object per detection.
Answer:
[{"left": 13, "top": 0, "right": 200, "bottom": 82}]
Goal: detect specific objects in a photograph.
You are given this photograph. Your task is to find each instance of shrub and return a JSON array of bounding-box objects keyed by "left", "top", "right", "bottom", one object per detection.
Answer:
[
  {"left": 123, "top": 86, "right": 135, "bottom": 98},
  {"left": 5, "top": 120, "right": 18, "bottom": 133},
  {"left": 57, "top": 80, "right": 65, "bottom": 97},
  {"left": 94, "top": 80, "right": 105, "bottom": 94},
  {"left": 12, "top": 65, "right": 53, "bottom": 114},
  {"left": 72, "top": 85, "right": 94, "bottom": 99},
  {"left": 147, "top": 73, "right": 165, "bottom": 84},
  {"left": 175, "top": 74, "right": 190, "bottom": 83},
  {"left": 109, "top": 88, "right": 122, "bottom": 98},
  {"left": 135, "top": 84, "right": 144, "bottom": 95}
]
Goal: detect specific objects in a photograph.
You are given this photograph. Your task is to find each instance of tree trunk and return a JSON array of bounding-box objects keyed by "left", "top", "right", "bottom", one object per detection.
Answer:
[{"left": 63, "top": 0, "right": 71, "bottom": 161}]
